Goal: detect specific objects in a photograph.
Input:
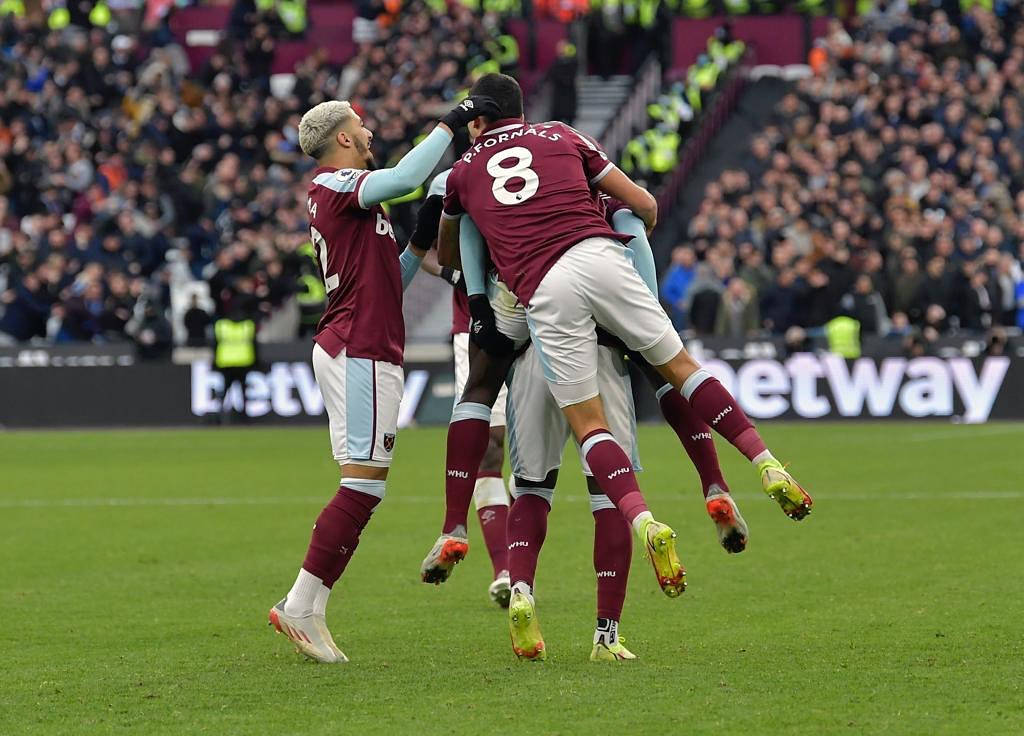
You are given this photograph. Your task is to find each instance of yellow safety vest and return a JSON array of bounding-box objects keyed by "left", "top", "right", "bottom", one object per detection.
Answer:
[
  {"left": 621, "top": 137, "right": 649, "bottom": 175},
  {"left": 277, "top": 0, "right": 307, "bottom": 34},
  {"left": 681, "top": 0, "right": 712, "bottom": 18},
  {"left": 794, "top": 0, "right": 827, "bottom": 14},
  {"left": 644, "top": 129, "right": 679, "bottom": 173},
  {"left": 1, "top": 0, "right": 26, "bottom": 17},
  {"left": 721, "top": 0, "right": 750, "bottom": 12},
  {"left": 825, "top": 316, "right": 861, "bottom": 359},
  {"left": 494, "top": 34, "right": 520, "bottom": 68},
  {"left": 470, "top": 59, "right": 500, "bottom": 82},
  {"left": 48, "top": 7, "right": 70, "bottom": 28},
  {"left": 214, "top": 319, "right": 256, "bottom": 368},
  {"left": 89, "top": 1, "right": 111, "bottom": 26}
]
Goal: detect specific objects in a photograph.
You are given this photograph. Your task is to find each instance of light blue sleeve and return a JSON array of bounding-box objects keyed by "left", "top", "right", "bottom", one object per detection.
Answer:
[
  {"left": 459, "top": 216, "right": 486, "bottom": 297},
  {"left": 399, "top": 247, "right": 423, "bottom": 291},
  {"left": 427, "top": 169, "right": 451, "bottom": 198},
  {"left": 612, "top": 208, "right": 658, "bottom": 297},
  {"left": 358, "top": 127, "right": 453, "bottom": 208}
]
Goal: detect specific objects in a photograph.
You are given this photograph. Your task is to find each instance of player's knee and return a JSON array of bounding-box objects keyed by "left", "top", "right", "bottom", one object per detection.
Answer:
[
  {"left": 463, "top": 381, "right": 502, "bottom": 407},
  {"left": 589, "top": 492, "right": 618, "bottom": 513},
  {"left": 339, "top": 477, "right": 387, "bottom": 501},
  {"left": 642, "top": 330, "right": 686, "bottom": 369},
  {"left": 511, "top": 470, "right": 557, "bottom": 508},
  {"left": 480, "top": 429, "right": 505, "bottom": 473}
]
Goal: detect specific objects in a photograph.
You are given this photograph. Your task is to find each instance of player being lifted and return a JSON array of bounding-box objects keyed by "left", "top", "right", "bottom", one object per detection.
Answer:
[
  {"left": 268, "top": 96, "right": 498, "bottom": 663},
  {"left": 456, "top": 197, "right": 745, "bottom": 660},
  {"left": 427, "top": 74, "right": 812, "bottom": 616},
  {"left": 418, "top": 170, "right": 513, "bottom": 608}
]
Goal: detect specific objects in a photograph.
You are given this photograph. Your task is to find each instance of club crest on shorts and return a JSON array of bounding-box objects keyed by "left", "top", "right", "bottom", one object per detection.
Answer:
[{"left": 383, "top": 433, "right": 396, "bottom": 452}]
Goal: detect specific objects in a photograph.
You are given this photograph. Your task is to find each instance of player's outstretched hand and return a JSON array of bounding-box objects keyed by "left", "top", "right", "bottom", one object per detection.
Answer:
[
  {"left": 410, "top": 195, "right": 444, "bottom": 251},
  {"left": 440, "top": 96, "right": 502, "bottom": 131},
  {"left": 468, "top": 294, "right": 514, "bottom": 356}
]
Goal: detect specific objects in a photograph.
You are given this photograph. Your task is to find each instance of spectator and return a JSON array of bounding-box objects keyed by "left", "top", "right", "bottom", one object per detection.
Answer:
[
  {"left": 714, "top": 278, "right": 759, "bottom": 338},
  {"left": 673, "top": 6, "right": 1024, "bottom": 338},
  {"left": 841, "top": 274, "right": 890, "bottom": 336},
  {"left": 660, "top": 245, "right": 697, "bottom": 329},
  {"left": 0, "top": 3, "right": 502, "bottom": 346},
  {"left": 184, "top": 294, "right": 212, "bottom": 347},
  {"left": 127, "top": 301, "right": 173, "bottom": 361},
  {"left": 549, "top": 41, "right": 578, "bottom": 126}
]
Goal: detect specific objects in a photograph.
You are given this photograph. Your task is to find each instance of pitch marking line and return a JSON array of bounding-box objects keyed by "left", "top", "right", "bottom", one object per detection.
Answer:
[{"left": 2, "top": 490, "right": 1023, "bottom": 509}]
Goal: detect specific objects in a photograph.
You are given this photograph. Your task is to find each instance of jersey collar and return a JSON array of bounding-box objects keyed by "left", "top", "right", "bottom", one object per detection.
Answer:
[{"left": 481, "top": 118, "right": 526, "bottom": 136}]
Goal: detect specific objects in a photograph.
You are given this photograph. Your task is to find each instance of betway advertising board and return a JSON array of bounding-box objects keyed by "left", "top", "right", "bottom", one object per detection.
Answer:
[{"left": 1, "top": 340, "right": 1021, "bottom": 428}]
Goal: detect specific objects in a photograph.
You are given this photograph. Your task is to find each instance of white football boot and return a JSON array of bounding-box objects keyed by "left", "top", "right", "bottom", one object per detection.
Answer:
[
  {"left": 268, "top": 599, "right": 347, "bottom": 663},
  {"left": 488, "top": 570, "right": 511, "bottom": 608}
]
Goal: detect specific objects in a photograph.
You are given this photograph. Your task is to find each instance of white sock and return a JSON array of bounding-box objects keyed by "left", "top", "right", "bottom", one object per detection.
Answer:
[
  {"left": 511, "top": 580, "right": 534, "bottom": 602},
  {"left": 284, "top": 568, "right": 322, "bottom": 617},
  {"left": 312, "top": 584, "right": 331, "bottom": 617},
  {"left": 631, "top": 510, "right": 654, "bottom": 536},
  {"left": 752, "top": 450, "right": 775, "bottom": 466},
  {"left": 594, "top": 618, "right": 619, "bottom": 646}
]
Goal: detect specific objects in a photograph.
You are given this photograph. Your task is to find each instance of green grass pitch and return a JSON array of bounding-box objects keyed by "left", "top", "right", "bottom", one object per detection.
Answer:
[{"left": 2, "top": 422, "right": 1023, "bottom": 735}]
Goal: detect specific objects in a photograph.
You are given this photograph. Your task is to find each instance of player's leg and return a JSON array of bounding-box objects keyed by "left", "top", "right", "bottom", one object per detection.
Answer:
[
  {"left": 507, "top": 475, "right": 553, "bottom": 661},
  {"left": 423, "top": 334, "right": 512, "bottom": 583},
  {"left": 269, "top": 345, "right": 402, "bottom": 663},
  {"left": 632, "top": 355, "right": 748, "bottom": 552},
  {"left": 474, "top": 416, "right": 511, "bottom": 607},
  {"left": 501, "top": 345, "right": 570, "bottom": 660},
  {"left": 580, "top": 347, "right": 638, "bottom": 659},
  {"left": 584, "top": 238, "right": 812, "bottom": 521},
  {"left": 588, "top": 481, "right": 635, "bottom": 661},
  {"left": 526, "top": 254, "right": 684, "bottom": 597}
]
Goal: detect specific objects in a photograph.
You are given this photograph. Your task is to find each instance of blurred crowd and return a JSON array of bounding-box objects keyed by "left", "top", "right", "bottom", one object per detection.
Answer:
[
  {"left": 662, "top": 7, "right": 1024, "bottom": 348},
  {"left": 0, "top": 0, "right": 499, "bottom": 348}
]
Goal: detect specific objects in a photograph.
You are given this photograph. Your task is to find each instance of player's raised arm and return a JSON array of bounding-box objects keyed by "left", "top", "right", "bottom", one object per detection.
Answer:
[
  {"left": 558, "top": 121, "right": 659, "bottom": 232},
  {"left": 458, "top": 215, "right": 487, "bottom": 297},
  {"left": 359, "top": 96, "right": 501, "bottom": 208},
  {"left": 596, "top": 167, "right": 658, "bottom": 233},
  {"left": 611, "top": 208, "right": 658, "bottom": 295},
  {"left": 399, "top": 195, "right": 445, "bottom": 290}
]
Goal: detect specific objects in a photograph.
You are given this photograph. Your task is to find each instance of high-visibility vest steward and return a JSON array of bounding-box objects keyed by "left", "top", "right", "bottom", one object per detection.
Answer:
[{"left": 214, "top": 319, "right": 257, "bottom": 368}]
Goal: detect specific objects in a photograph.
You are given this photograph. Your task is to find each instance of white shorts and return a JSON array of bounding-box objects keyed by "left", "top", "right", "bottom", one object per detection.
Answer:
[
  {"left": 487, "top": 273, "right": 531, "bottom": 347},
  {"left": 452, "top": 332, "right": 507, "bottom": 427},
  {"left": 312, "top": 343, "right": 403, "bottom": 467},
  {"left": 506, "top": 343, "right": 640, "bottom": 512},
  {"left": 526, "top": 237, "right": 683, "bottom": 408}
]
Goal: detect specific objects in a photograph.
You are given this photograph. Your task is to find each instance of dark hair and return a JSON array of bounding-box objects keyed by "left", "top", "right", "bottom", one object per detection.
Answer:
[{"left": 470, "top": 73, "right": 523, "bottom": 120}]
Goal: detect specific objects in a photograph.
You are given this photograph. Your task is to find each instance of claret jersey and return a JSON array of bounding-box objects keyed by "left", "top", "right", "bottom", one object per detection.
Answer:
[
  {"left": 443, "top": 119, "right": 631, "bottom": 306},
  {"left": 306, "top": 166, "right": 406, "bottom": 365}
]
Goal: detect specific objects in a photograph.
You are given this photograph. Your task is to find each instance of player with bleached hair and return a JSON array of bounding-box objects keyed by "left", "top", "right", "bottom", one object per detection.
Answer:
[{"left": 267, "top": 95, "right": 499, "bottom": 663}]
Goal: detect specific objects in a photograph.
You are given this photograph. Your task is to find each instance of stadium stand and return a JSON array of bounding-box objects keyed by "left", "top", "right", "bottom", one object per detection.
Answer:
[
  {"left": 0, "top": 0, "right": 518, "bottom": 346},
  {"left": 661, "top": 6, "right": 1024, "bottom": 344},
  {"left": 1, "top": 1, "right": 1021, "bottom": 350}
]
